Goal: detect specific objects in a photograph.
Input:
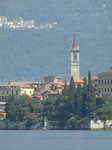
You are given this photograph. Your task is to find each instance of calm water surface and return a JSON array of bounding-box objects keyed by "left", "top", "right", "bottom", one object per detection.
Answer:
[{"left": 0, "top": 130, "right": 112, "bottom": 150}]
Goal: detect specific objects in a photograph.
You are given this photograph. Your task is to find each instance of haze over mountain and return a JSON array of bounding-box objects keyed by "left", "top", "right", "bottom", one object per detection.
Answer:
[{"left": 0, "top": 0, "right": 112, "bottom": 82}]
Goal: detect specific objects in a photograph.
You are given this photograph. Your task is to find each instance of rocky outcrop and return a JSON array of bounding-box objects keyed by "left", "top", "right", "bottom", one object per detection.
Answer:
[
  {"left": 0, "top": 120, "right": 16, "bottom": 129},
  {"left": 0, "top": 120, "right": 42, "bottom": 130}
]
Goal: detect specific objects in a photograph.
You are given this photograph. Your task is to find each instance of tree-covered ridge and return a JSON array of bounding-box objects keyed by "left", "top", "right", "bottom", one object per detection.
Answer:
[
  {"left": 0, "top": 0, "right": 112, "bottom": 81},
  {"left": 5, "top": 71, "right": 112, "bottom": 129}
]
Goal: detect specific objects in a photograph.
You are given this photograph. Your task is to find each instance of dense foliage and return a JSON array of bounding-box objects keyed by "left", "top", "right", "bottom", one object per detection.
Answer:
[
  {"left": 5, "top": 71, "right": 112, "bottom": 129},
  {"left": 6, "top": 72, "right": 112, "bottom": 129}
]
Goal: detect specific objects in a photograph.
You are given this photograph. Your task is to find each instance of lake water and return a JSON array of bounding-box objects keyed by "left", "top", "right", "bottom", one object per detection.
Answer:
[{"left": 0, "top": 130, "right": 112, "bottom": 150}]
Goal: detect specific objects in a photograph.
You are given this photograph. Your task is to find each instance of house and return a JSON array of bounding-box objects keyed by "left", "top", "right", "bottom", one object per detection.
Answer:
[
  {"left": 97, "top": 67, "right": 112, "bottom": 96},
  {"left": 0, "top": 109, "right": 6, "bottom": 120},
  {"left": 0, "top": 81, "right": 36, "bottom": 101},
  {"left": 44, "top": 76, "right": 62, "bottom": 84},
  {"left": 42, "top": 90, "right": 58, "bottom": 99},
  {"left": 31, "top": 91, "right": 44, "bottom": 100},
  {"left": 0, "top": 102, "right": 6, "bottom": 109},
  {"left": 35, "top": 76, "right": 63, "bottom": 100},
  {"left": 0, "top": 84, "right": 21, "bottom": 101}
]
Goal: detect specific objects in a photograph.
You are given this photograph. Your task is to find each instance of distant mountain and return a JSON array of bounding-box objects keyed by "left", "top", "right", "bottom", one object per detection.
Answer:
[{"left": 0, "top": 0, "right": 112, "bottom": 82}]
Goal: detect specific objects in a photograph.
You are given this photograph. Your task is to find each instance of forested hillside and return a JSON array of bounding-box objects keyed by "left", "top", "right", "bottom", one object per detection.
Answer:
[{"left": 0, "top": 0, "right": 112, "bottom": 82}]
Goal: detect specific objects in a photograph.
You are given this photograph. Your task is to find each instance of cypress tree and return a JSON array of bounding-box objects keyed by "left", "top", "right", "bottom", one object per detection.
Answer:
[
  {"left": 87, "top": 71, "right": 92, "bottom": 91},
  {"left": 62, "top": 80, "right": 68, "bottom": 96},
  {"left": 68, "top": 76, "right": 76, "bottom": 114},
  {"left": 81, "top": 77, "right": 88, "bottom": 117},
  {"left": 75, "top": 83, "right": 83, "bottom": 116},
  {"left": 86, "top": 71, "right": 96, "bottom": 115}
]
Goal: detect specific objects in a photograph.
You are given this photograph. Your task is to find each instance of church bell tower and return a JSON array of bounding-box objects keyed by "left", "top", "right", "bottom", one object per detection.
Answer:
[{"left": 71, "top": 33, "right": 80, "bottom": 79}]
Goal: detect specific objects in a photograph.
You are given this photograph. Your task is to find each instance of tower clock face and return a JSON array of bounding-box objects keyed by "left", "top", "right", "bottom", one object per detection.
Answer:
[
  {"left": 73, "top": 68, "right": 77, "bottom": 72},
  {"left": 73, "top": 52, "right": 77, "bottom": 60}
]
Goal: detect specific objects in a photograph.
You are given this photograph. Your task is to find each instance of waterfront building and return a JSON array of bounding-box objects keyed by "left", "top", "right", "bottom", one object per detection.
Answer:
[
  {"left": 44, "top": 76, "right": 62, "bottom": 84},
  {"left": 0, "top": 81, "right": 36, "bottom": 101},
  {"left": 97, "top": 67, "right": 112, "bottom": 96},
  {"left": 0, "top": 109, "right": 6, "bottom": 120}
]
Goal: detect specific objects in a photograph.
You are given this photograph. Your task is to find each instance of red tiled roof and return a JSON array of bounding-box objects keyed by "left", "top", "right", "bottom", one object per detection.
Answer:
[
  {"left": 73, "top": 33, "right": 78, "bottom": 48},
  {"left": 74, "top": 78, "right": 84, "bottom": 83},
  {"left": 4, "top": 81, "right": 36, "bottom": 88}
]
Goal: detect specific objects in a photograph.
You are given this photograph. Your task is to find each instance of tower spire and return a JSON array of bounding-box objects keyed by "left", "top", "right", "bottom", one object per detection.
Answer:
[{"left": 73, "top": 33, "right": 77, "bottom": 48}]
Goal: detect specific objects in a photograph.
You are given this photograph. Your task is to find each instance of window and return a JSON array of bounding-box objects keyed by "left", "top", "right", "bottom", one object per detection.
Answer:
[
  {"left": 108, "top": 89, "right": 109, "bottom": 92},
  {"left": 99, "top": 88, "right": 100, "bottom": 93},
  {"left": 102, "top": 88, "right": 103, "bottom": 92},
  {"left": 105, "top": 89, "right": 106, "bottom": 92},
  {"left": 111, "top": 79, "right": 112, "bottom": 84},
  {"left": 111, "top": 88, "right": 112, "bottom": 92},
  {"left": 30, "top": 91, "right": 32, "bottom": 94},
  {"left": 24, "top": 91, "right": 26, "bottom": 94},
  {"left": 7, "top": 91, "right": 8, "bottom": 94},
  {"left": 105, "top": 79, "right": 106, "bottom": 84},
  {"left": 16, "top": 91, "right": 18, "bottom": 96},
  {"left": 12, "top": 91, "right": 13, "bottom": 95},
  {"left": 108, "top": 79, "right": 109, "bottom": 84},
  {"left": 102, "top": 80, "right": 103, "bottom": 84},
  {"left": 2, "top": 91, "right": 4, "bottom": 94},
  {"left": 99, "top": 80, "right": 100, "bottom": 84}
]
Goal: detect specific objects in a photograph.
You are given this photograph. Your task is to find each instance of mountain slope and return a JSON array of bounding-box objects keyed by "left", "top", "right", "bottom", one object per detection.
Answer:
[{"left": 0, "top": 0, "right": 112, "bottom": 82}]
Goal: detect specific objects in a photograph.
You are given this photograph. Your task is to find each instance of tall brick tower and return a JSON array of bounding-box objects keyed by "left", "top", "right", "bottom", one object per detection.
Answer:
[{"left": 71, "top": 33, "right": 80, "bottom": 79}]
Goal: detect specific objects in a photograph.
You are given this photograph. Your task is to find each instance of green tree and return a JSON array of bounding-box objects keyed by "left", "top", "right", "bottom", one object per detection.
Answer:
[
  {"left": 86, "top": 71, "right": 96, "bottom": 115},
  {"left": 26, "top": 113, "right": 38, "bottom": 128},
  {"left": 68, "top": 76, "right": 76, "bottom": 114},
  {"left": 68, "top": 116, "right": 78, "bottom": 129},
  {"left": 81, "top": 77, "right": 88, "bottom": 117},
  {"left": 75, "top": 83, "right": 83, "bottom": 116},
  {"left": 62, "top": 80, "right": 68, "bottom": 96}
]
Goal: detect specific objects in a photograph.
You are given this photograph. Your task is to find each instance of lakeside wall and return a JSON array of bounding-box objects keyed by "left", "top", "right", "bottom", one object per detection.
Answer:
[
  {"left": 80, "top": 120, "right": 112, "bottom": 130},
  {"left": 0, "top": 119, "right": 112, "bottom": 130}
]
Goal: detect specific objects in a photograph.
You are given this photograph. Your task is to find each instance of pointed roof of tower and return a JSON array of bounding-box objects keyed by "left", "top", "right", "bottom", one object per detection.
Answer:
[{"left": 73, "top": 33, "right": 78, "bottom": 48}]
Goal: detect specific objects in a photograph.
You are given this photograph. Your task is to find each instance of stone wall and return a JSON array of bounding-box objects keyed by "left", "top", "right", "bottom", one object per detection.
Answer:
[{"left": 80, "top": 120, "right": 112, "bottom": 130}]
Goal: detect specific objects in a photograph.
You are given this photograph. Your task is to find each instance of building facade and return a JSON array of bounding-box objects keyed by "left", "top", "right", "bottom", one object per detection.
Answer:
[
  {"left": 0, "top": 85, "right": 21, "bottom": 101},
  {"left": 71, "top": 33, "right": 80, "bottom": 79},
  {"left": 97, "top": 67, "right": 112, "bottom": 96},
  {"left": 0, "top": 81, "right": 36, "bottom": 101}
]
